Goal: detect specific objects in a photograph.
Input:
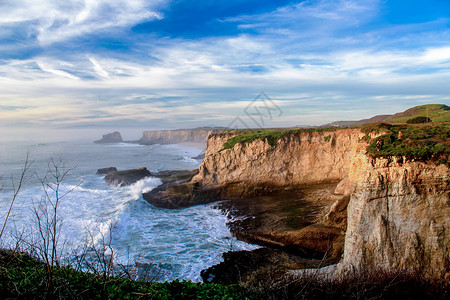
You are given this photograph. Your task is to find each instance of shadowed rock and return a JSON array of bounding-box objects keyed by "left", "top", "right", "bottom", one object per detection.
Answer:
[
  {"left": 96, "top": 167, "right": 118, "bottom": 175},
  {"left": 200, "top": 248, "right": 326, "bottom": 285},
  {"left": 104, "top": 167, "right": 151, "bottom": 186}
]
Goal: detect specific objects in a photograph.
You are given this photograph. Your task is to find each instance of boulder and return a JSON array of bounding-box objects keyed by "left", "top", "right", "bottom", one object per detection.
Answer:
[
  {"left": 104, "top": 167, "right": 151, "bottom": 186},
  {"left": 96, "top": 167, "right": 118, "bottom": 175}
]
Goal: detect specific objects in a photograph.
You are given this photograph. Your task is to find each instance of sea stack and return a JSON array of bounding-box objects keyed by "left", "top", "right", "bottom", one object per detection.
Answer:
[{"left": 94, "top": 131, "right": 123, "bottom": 144}]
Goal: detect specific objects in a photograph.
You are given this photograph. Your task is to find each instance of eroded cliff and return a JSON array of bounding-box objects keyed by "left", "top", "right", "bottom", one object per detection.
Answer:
[
  {"left": 194, "top": 129, "right": 364, "bottom": 189},
  {"left": 341, "top": 157, "right": 449, "bottom": 279},
  {"left": 139, "top": 129, "right": 215, "bottom": 145},
  {"left": 192, "top": 126, "right": 449, "bottom": 280}
]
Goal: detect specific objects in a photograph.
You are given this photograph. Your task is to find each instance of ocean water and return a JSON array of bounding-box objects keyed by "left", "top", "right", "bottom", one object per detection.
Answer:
[{"left": 0, "top": 140, "right": 258, "bottom": 281}]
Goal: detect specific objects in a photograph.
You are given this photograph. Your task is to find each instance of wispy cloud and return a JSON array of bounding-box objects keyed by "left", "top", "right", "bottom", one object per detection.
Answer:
[{"left": 0, "top": 0, "right": 164, "bottom": 45}]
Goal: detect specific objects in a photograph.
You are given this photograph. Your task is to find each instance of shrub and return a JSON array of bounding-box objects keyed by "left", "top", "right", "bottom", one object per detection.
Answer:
[
  {"left": 363, "top": 123, "right": 450, "bottom": 162},
  {"left": 406, "top": 116, "right": 432, "bottom": 124}
]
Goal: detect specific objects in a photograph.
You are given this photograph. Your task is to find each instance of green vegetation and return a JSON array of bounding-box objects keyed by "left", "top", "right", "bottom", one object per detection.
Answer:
[
  {"left": 324, "top": 135, "right": 331, "bottom": 142},
  {"left": 221, "top": 128, "right": 336, "bottom": 151},
  {"left": 0, "top": 250, "right": 250, "bottom": 299},
  {"left": 406, "top": 116, "right": 432, "bottom": 124},
  {"left": 362, "top": 122, "right": 450, "bottom": 162},
  {"left": 2, "top": 250, "right": 447, "bottom": 299},
  {"left": 385, "top": 104, "right": 450, "bottom": 123}
]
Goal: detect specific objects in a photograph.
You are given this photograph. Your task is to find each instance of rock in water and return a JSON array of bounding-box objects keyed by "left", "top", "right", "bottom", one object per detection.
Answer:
[
  {"left": 104, "top": 167, "right": 151, "bottom": 186},
  {"left": 96, "top": 167, "right": 118, "bottom": 175},
  {"left": 94, "top": 132, "right": 123, "bottom": 143}
]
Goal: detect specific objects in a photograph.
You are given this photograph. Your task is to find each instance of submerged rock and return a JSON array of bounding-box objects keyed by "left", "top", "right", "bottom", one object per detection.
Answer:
[
  {"left": 104, "top": 167, "right": 151, "bottom": 186},
  {"left": 94, "top": 132, "right": 123, "bottom": 144}
]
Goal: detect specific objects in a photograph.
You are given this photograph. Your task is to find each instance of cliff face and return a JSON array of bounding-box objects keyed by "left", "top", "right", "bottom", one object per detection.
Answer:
[
  {"left": 194, "top": 128, "right": 449, "bottom": 278},
  {"left": 139, "top": 129, "right": 214, "bottom": 145},
  {"left": 342, "top": 157, "right": 450, "bottom": 278},
  {"left": 194, "top": 129, "right": 364, "bottom": 188}
]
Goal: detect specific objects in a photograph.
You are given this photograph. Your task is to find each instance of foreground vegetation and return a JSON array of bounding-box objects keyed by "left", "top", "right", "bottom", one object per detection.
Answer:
[
  {"left": 1, "top": 249, "right": 448, "bottom": 299},
  {"left": 362, "top": 122, "right": 450, "bottom": 163},
  {"left": 0, "top": 249, "right": 250, "bottom": 299}
]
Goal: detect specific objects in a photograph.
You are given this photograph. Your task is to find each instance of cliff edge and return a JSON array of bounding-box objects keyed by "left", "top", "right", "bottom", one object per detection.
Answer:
[{"left": 139, "top": 128, "right": 215, "bottom": 145}]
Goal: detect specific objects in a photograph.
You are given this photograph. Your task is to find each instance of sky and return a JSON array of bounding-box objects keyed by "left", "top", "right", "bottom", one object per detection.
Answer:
[{"left": 1, "top": 0, "right": 450, "bottom": 139}]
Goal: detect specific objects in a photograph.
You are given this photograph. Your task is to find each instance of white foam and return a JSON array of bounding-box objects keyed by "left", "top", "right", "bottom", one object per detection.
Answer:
[{"left": 0, "top": 140, "right": 259, "bottom": 282}]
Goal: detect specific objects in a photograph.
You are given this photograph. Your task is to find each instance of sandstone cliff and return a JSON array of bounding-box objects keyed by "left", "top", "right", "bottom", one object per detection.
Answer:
[
  {"left": 192, "top": 127, "right": 449, "bottom": 280},
  {"left": 341, "top": 157, "right": 449, "bottom": 279},
  {"left": 194, "top": 129, "right": 364, "bottom": 189},
  {"left": 139, "top": 129, "right": 215, "bottom": 145}
]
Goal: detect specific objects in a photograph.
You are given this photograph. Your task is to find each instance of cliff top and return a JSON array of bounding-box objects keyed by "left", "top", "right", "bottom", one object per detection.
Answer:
[
  {"left": 219, "top": 127, "right": 340, "bottom": 150},
  {"left": 362, "top": 122, "right": 450, "bottom": 164}
]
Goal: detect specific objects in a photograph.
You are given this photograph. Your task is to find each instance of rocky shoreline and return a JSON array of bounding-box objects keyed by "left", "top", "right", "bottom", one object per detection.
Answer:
[{"left": 97, "top": 165, "right": 348, "bottom": 284}]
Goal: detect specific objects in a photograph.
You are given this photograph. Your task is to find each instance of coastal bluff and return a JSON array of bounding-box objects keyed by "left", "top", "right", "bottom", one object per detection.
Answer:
[
  {"left": 139, "top": 128, "right": 218, "bottom": 145},
  {"left": 146, "top": 127, "right": 449, "bottom": 280}
]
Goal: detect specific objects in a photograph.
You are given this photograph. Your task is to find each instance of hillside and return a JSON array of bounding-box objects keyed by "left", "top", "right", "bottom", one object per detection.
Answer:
[{"left": 325, "top": 104, "right": 449, "bottom": 126}]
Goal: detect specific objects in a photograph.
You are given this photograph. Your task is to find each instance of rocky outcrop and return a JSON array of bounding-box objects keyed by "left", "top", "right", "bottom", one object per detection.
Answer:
[
  {"left": 192, "top": 128, "right": 449, "bottom": 281},
  {"left": 94, "top": 132, "right": 123, "bottom": 143},
  {"left": 139, "top": 129, "right": 216, "bottom": 145},
  {"left": 96, "top": 167, "right": 118, "bottom": 175},
  {"left": 193, "top": 129, "right": 364, "bottom": 192},
  {"left": 340, "top": 157, "right": 450, "bottom": 279},
  {"left": 142, "top": 170, "right": 203, "bottom": 208},
  {"left": 104, "top": 167, "right": 151, "bottom": 186},
  {"left": 201, "top": 248, "right": 325, "bottom": 285}
]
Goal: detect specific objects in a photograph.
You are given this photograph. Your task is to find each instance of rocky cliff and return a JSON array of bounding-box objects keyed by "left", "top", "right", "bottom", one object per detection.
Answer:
[
  {"left": 192, "top": 127, "right": 449, "bottom": 280},
  {"left": 193, "top": 129, "right": 364, "bottom": 189},
  {"left": 341, "top": 157, "right": 449, "bottom": 279},
  {"left": 139, "top": 129, "right": 215, "bottom": 145}
]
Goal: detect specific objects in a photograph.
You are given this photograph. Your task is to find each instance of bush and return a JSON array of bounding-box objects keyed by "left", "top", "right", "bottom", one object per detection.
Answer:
[
  {"left": 0, "top": 250, "right": 251, "bottom": 299},
  {"left": 406, "top": 116, "right": 432, "bottom": 124},
  {"left": 363, "top": 123, "right": 450, "bottom": 162}
]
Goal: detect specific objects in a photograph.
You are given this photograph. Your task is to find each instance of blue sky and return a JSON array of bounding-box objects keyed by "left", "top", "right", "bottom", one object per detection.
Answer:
[{"left": 1, "top": 0, "right": 450, "bottom": 135}]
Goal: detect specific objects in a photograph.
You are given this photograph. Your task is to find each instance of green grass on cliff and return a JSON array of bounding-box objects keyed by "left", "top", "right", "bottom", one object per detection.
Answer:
[
  {"left": 385, "top": 104, "right": 450, "bottom": 123},
  {"left": 362, "top": 122, "right": 450, "bottom": 163},
  {"left": 221, "top": 128, "right": 337, "bottom": 151}
]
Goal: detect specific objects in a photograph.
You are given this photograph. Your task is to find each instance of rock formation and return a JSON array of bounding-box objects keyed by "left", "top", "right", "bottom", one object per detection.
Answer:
[
  {"left": 340, "top": 157, "right": 449, "bottom": 279},
  {"left": 191, "top": 128, "right": 449, "bottom": 280},
  {"left": 139, "top": 128, "right": 216, "bottom": 145},
  {"left": 94, "top": 132, "right": 123, "bottom": 144},
  {"left": 103, "top": 167, "right": 151, "bottom": 186},
  {"left": 96, "top": 167, "right": 118, "bottom": 175},
  {"left": 140, "top": 126, "right": 448, "bottom": 280},
  {"left": 193, "top": 129, "right": 364, "bottom": 194}
]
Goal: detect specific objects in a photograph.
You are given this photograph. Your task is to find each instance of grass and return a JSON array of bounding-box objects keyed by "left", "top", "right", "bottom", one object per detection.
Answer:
[
  {"left": 221, "top": 128, "right": 338, "bottom": 151},
  {"left": 362, "top": 122, "right": 450, "bottom": 162},
  {"left": 2, "top": 249, "right": 448, "bottom": 299},
  {"left": 385, "top": 104, "right": 450, "bottom": 123},
  {"left": 0, "top": 249, "right": 251, "bottom": 299}
]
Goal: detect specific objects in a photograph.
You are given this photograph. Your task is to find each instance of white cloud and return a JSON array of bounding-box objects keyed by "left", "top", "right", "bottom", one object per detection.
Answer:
[
  {"left": 0, "top": 0, "right": 165, "bottom": 45},
  {"left": 88, "top": 57, "right": 110, "bottom": 79},
  {"left": 36, "top": 61, "right": 80, "bottom": 80}
]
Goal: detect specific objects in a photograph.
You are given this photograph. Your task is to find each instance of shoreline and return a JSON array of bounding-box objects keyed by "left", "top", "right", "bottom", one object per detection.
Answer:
[{"left": 201, "top": 181, "right": 349, "bottom": 284}]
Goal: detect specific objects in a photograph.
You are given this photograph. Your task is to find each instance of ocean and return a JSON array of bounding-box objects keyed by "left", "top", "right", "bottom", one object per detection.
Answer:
[{"left": 0, "top": 139, "right": 257, "bottom": 281}]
